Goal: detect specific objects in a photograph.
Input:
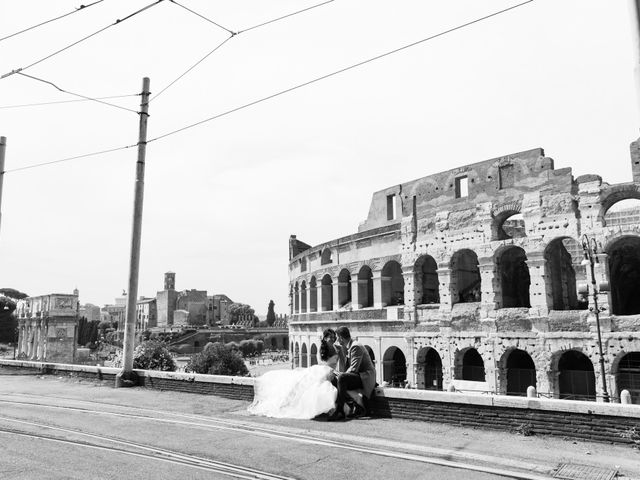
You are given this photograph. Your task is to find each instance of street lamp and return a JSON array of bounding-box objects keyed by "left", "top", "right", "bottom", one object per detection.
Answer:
[{"left": 579, "top": 234, "right": 610, "bottom": 403}]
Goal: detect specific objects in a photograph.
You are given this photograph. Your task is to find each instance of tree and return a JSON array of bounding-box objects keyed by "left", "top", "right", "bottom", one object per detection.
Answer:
[
  {"left": 0, "top": 288, "right": 27, "bottom": 344},
  {"left": 227, "top": 303, "right": 255, "bottom": 324},
  {"left": 132, "top": 340, "right": 177, "bottom": 371},
  {"left": 266, "top": 300, "right": 276, "bottom": 326},
  {"left": 185, "top": 342, "right": 248, "bottom": 376}
]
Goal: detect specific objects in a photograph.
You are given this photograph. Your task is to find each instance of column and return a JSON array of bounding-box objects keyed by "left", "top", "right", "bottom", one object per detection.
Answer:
[
  {"left": 35, "top": 319, "right": 43, "bottom": 360},
  {"left": 350, "top": 273, "right": 360, "bottom": 309},
  {"left": 436, "top": 265, "right": 452, "bottom": 312},
  {"left": 478, "top": 256, "right": 498, "bottom": 309},
  {"left": 306, "top": 285, "right": 312, "bottom": 313},
  {"left": 594, "top": 253, "right": 611, "bottom": 313},
  {"left": 372, "top": 271, "right": 384, "bottom": 309},
  {"left": 306, "top": 335, "right": 312, "bottom": 367},
  {"left": 402, "top": 267, "right": 417, "bottom": 323},
  {"left": 317, "top": 281, "right": 324, "bottom": 312},
  {"left": 17, "top": 320, "right": 25, "bottom": 356},
  {"left": 289, "top": 286, "right": 294, "bottom": 315},
  {"left": 526, "top": 253, "right": 550, "bottom": 315},
  {"left": 332, "top": 280, "right": 340, "bottom": 311},
  {"left": 375, "top": 336, "right": 383, "bottom": 385},
  {"left": 405, "top": 336, "right": 415, "bottom": 387}
]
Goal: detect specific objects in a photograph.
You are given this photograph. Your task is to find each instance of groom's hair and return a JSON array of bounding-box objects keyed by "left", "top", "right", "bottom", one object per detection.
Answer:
[{"left": 336, "top": 326, "right": 351, "bottom": 341}]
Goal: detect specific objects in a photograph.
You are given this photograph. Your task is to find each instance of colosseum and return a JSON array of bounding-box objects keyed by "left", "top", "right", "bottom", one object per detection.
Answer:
[{"left": 288, "top": 142, "right": 640, "bottom": 403}]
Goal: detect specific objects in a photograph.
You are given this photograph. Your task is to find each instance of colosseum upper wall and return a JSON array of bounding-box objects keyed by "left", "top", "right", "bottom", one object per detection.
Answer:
[{"left": 288, "top": 143, "right": 640, "bottom": 404}]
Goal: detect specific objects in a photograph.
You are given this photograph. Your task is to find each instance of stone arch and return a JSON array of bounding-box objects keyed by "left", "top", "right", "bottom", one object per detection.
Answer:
[
  {"left": 294, "top": 282, "right": 300, "bottom": 313},
  {"left": 301, "top": 343, "right": 308, "bottom": 368},
  {"left": 598, "top": 184, "right": 640, "bottom": 225},
  {"left": 415, "top": 255, "right": 439, "bottom": 304},
  {"left": 357, "top": 265, "right": 374, "bottom": 308},
  {"left": 456, "top": 347, "right": 485, "bottom": 382},
  {"left": 416, "top": 347, "right": 443, "bottom": 390},
  {"left": 544, "top": 237, "right": 586, "bottom": 310},
  {"left": 321, "top": 274, "right": 333, "bottom": 311},
  {"left": 614, "top": 351, "right": 640, "bottom": 404},
  {"left": 300, "top": 281, "right": 308, "bottom": 313},
  {"left": 499, "top": 348, "right": 536, "bottom": 396},
  {"left": 337, "top": 268, "right": 352, "bottom": 308},
  {"left": 320, "top": 248, "right": 332, "bottom": 265},
  {"left": 606, "top": 235, "right": 640, "bottom": 315},
  {"left": 495, "top": 246, "right": 530, "bottom": 308},
  {"left": 603, "top": 198, "right": 640, "bottom": 229},
  {"left": 310, "top": 343, "right": 318, "bottom": 366},
  {"left": 309, "top": 277, "right": 318, "bottom": 313},
  {"left": 293, "top": 342, "right": 300, "bottom": 368},
  {"left": 450, "top": 249, "right": 481, "bottom": 305},
  {"left": 491, "top": 201, "right": 523, "bottom": 240},
  {"left": 382, "top": 346, "right": 407, "bottom": 386},
  {"left": 556, "top": 349, "right": 596, "bottom": 401},
  {"left": 381, "top": 260, "right": 404, "bottom": 306}
]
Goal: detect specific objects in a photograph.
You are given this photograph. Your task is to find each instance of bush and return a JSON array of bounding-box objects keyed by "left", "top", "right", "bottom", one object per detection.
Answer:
[
  {"left": 185, "top": 342, "right": 248, "bottom": 376},
  {"left": 132, "top": 340, "right": 177, "bottom": 371}
]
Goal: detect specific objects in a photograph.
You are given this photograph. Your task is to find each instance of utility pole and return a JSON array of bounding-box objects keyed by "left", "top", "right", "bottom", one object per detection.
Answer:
[
  {"left": 0, "top": 136, "right": 6, "bottom": 237},
  {"left": 116, "top": 77, "right": 150, "bottom": 388}
]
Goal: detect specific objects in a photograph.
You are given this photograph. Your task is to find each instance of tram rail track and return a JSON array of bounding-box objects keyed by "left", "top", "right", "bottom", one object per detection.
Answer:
[{"left": 0, "top": 392, "right": 553, "bottom": 480}]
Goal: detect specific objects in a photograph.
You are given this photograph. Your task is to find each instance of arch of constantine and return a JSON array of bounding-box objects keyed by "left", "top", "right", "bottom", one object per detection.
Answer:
[{"left": 288, "top": 143, "right": 640, "bottom": 403}]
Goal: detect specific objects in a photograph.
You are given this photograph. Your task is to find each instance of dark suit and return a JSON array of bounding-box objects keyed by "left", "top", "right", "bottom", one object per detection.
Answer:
[{"left": 335, "top": 340, "right": 376, "bottom": 412}]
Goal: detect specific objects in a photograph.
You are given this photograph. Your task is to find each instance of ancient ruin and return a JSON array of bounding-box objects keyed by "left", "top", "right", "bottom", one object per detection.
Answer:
[{"left": 288, "top": 142, "right": 640, "bottom": 403}]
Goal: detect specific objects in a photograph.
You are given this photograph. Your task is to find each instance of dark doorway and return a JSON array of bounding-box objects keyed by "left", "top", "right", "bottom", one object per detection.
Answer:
[
  {"left": 506, "top": 349, "right": 536, "bottom": 396},
  {"left": 558, "top": 350, "right": 595, "bottom": 401},
  {"left": 461, "top": 348, "right": 485, "bottom": 382},
  {"left": 498, "top": 246, "right": 530, "bottom": 308},
  {"left": 617, "top": 352, "right": 640, "bottom": 404},
  {"left": 608, "top": 236, "right": 640, "bottom": 315},
  {"left": 417, "top": 347, "right": 443, "bottom": 390}
]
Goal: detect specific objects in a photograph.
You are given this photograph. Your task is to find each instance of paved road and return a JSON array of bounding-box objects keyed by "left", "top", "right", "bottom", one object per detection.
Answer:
[{"left": 0, "top": 371, "right": 636, "bottom": 480}]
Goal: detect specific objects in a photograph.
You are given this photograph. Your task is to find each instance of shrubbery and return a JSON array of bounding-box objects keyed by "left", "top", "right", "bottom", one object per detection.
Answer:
[
  {"left": 132, "top": 340, "right": 177, "bottom": 371},
  {"left": 186, "top": 342, "right": 248, "bottom": 376}
]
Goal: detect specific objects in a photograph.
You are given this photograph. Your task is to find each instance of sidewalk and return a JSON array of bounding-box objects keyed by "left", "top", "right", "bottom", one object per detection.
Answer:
[{"left": 1, "top": 370, "right": 638, "bottom": 479}]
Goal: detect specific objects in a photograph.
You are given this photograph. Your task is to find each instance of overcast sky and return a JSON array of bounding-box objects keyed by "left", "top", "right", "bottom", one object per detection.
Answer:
[{"left": 0, "top": 0, "right": 637, "bottom": 315}]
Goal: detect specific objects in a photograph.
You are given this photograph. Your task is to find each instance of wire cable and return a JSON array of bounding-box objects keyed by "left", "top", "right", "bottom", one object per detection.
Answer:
[
  {"left": 0, "top": 1, "right": 105, "bottom": 43},
  {"left": 2, "top": 144, "right": 137, "bottom": 174},
  {"left": 168, "top": 0, "right": 235, "bottom": 35},
  {"left": 0, "top": 0, "right": 165, "bottom": 79},
  {"left": 151, "top": 35, "right": 234, "bottom": 103},
  {"left": 16, "top": 72, "right": 139, "bottom": 114},
  {"left": 237, "top": 0, "right": 335, "bottom": 34},
  {"left": 0, "top": 94, "right": 139, "bottom": 111},
  {"left": 149, "top": 0, "right": 534, "bottom": 143}
]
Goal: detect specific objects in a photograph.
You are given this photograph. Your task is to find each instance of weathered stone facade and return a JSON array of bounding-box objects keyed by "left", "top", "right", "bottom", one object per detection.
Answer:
[
  {"left": 16, "top": 293, "right": 79, "bottom": 363},
  {"left": 288, "top": 145, "right": 640, "bottom": 403}
]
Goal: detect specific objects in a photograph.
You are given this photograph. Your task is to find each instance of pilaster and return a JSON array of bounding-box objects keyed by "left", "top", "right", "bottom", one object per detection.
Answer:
[
  {"left": 372, "top": 272, "right": 384, "bottom": 309},
  {"left": 437, "top": 266, "right": 452, "bottom": 312},
  {"left": 350, "top": 273, "right": 360, "bottom": 309}
]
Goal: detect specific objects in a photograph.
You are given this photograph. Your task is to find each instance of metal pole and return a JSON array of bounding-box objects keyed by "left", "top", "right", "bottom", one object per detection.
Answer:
[
  {"left": 0, "top": 136, "right": 6, "bottom": 236},
  {"left": 117, "top": 77, "right": 150, "bottom": 387}
]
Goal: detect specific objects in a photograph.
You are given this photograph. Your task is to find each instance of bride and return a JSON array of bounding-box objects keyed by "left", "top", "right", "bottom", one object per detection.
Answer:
[{"left": 248, "top": 329, "right": 344, "bottom": 419}]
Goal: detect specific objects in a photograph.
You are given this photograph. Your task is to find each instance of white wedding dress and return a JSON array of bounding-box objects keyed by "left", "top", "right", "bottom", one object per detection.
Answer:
[{"left": 248, "top": 362, "right": 337, "bottom": 419}]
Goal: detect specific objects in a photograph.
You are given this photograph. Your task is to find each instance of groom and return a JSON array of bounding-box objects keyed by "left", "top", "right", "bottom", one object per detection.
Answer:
[{"left": 328, "top": 326, "right": 376, "bottom": 420}]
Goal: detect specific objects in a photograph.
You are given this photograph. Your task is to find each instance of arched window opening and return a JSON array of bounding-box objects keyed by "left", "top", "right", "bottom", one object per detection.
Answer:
[
  {"left": 604, "top": 198, "right": 640, "bottom": 228},
  {"left": 617, "top": 352, "right": 640, "bottom": 404},
  {"left": 505, "top": 349, "right": 536, "bottom": 396},
  {"left": 294, "top": 283, "right": 300, "bottom": 314},
  {"left": 381, "top": 261, "right": 404, "bottom": 306},
  {"left": 271, "top": 337, "right": 278, "bottom": 349},
  {"left": 498, "top": 246, "right": 530, "bottom": 308},
  {"left": 338, "top": 269, "right": 352, "bottom": 308},
  {"left": 451, "top": 250, "right": 481, "bottom": 304},
  {"left": 608, "top": 236, "right": 640, "bottom": 315},
  {"left": 461, "top": 348, "right": 485, "bottom": 382},
  {"left": 300, "top": 257, "right": 307, "bottom": 272},
  {"left": 558, "top": 350, "right": 595, "bottom": 401},
  {"left": 416, "top": 347, "right": 443, "bottom": 390},
  {"left": 283, "top": 337, "right": 288, "bottom": 351},
  {"left": 301, "top": 343, "right": 308, "bottom": 368},
  {"left": 320, "top": 248, "right": 332, "bottom": 265},
  {"left": 310, "top": 344, "right": 318, "bottom": 366},
  {"left": 300, "top": 281, "right": 308, "bottom": 313},
  {"left": 499, "top": 213, "right": 526, "bottom": 239},
  {"left": 383, "top": 347, "right": 406, "bottom": 387},
  {"left": 358, "top": 266, "right": 374, "bottom": 308},
  {"left": 309, "top": 277, "right": 318, "bottom": 313},
  {"left": 545, "top": 238, "right": 585, "bottom": 310},
  {"left": 293, "top": 342, "right": 300, "bottom": 368},
  {"left": 415, "top": 255, "right": 439, "bottom": 304},
  {"left": 321, "top": 274, "right": 333, "bottom": 311}
]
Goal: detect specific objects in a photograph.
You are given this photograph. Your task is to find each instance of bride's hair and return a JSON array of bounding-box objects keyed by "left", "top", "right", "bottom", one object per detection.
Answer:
[{"left": 320, "top": 328, "right": 336, "bottom": 361}]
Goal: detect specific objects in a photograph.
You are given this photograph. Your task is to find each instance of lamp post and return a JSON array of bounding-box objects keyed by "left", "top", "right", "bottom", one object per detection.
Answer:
[{"left": 580, "top": 234, "right": 610, "bottom": 403}]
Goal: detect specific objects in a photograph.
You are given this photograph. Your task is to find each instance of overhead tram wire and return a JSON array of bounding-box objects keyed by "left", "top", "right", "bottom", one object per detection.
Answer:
[
  {"left": 148, "top": 0, "right": 534, "bottom": 144},
  {"left": 16, "top": 72, "right": 139, "bottom": 114},
  {"left": 2, "top": 144, "right": 137, "bottom": 174},
  {"left": 152, "top": 0, "right": 337, "bottom": 103},
  {"left": 0, "top": 93, "right": 139, "bottom": 111},
  {"left": 0, "top": 0, "right": 166, "bottom": 80},
  {"left": 0, "top": 0, "right": 105, "bottom": 43}
]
